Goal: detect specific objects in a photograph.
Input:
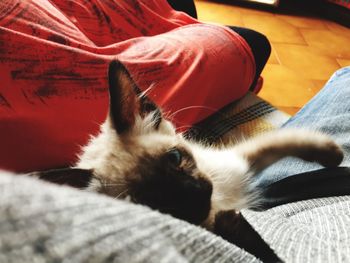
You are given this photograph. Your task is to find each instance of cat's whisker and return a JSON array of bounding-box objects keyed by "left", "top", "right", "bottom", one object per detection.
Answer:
[
  {"left": 101, "top": 178, "right": 128, "bottom": 189},
  {"left": 138, "top": 83, "right": 156, "bottom": 99},
  {"left": 162, "top": 110, "right": 178, "bottom": 124},
  {"left": 143, "top": 112, "right": 160, "bottom": 131},
  {"left": 115, "top": 188, "right": 129, "bottom": 199},
  {"left": 168, "top": 105, "right": 219, "bottom": 120},
  {"left": 161, "top": 110, "right": 172, "bottom": 119},
  {"left": 103, "top": 183, "right": 127, "bottom": 187}
]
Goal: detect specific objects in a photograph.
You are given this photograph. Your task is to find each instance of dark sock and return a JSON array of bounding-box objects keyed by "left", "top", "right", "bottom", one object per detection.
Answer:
[
  {"left": 167, "top": 0, "right": 198, "bottom": 18},
  {"left": 228, "top": 26, "right": 271, "bottom": 90}
]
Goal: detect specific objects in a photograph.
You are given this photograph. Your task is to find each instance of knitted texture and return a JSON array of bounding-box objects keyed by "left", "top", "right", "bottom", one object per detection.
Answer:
[
  {"left": 0, "top": 171, "right": 260, "bottom": 263},
  {"left": 243, "top": 196, "right": 350, "bottom": 263}
]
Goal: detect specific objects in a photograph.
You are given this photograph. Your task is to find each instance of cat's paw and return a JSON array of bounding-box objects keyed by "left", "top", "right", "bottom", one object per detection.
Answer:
[{"left": 302, "top": 133, "right": 344, "bottom": 168}]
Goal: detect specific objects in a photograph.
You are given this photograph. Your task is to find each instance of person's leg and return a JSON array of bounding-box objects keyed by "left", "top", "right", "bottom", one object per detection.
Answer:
[
  {"left": 166, "top": 1, "right": 270, "bottom": 92},
  {"left": 229, "top": 26, "right": 271, "bottom": 91},
  {"left": 167, "top": 0, "right": 198, "bottom": 18},
  {"left": 255, "top": 67, "right": 350, "bottom": 187}
]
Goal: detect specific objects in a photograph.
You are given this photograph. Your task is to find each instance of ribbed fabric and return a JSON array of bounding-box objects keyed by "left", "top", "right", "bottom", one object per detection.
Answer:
[
  {"left": 186, "top": 92, "right": 289, "bottom": 143},
  {"left": 0, "top": 171, "right": 259, "bottom": 263},
  {"left": 242, "top": 196, "right": 350, "bottom": 263}
]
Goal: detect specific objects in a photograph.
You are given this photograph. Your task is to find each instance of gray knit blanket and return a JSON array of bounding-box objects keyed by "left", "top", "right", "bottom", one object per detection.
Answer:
[
  {"left": 243, "top": 197, "right": 350, "bottom": 262},
  {"left": 2, "top": 170, "right": 350, "bottom": 262},
  {"left": 0, "top": 171, "right": 259, "bottom": 263}
]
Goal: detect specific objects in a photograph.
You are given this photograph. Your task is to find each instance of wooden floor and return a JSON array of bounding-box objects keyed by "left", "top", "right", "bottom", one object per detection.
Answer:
[{"left": 195, "top": 0, "right": 350, "bottom": 115}]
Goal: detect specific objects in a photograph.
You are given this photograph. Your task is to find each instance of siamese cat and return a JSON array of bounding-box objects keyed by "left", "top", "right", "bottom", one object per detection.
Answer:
[{"left": 33, "top": 60, "right": 343, "bottom": 230}]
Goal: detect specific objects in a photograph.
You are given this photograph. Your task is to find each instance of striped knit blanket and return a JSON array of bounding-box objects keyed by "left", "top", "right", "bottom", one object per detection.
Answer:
[{"left": 186, "top": 92, "right": 290, "bottom": 143}]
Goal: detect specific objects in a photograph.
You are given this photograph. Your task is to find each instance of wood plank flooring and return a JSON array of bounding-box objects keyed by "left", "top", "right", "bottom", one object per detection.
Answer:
[{"left": 195, "top": 0, "right": 350, "bottom": 115}]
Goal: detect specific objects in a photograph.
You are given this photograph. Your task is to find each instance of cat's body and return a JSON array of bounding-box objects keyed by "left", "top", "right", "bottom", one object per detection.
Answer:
[
  {"left": 32, "top": 61, "right": 343, "bottom": 261},
  {"left": 77, "top": 113, "right": 343, "bottom": 227}
]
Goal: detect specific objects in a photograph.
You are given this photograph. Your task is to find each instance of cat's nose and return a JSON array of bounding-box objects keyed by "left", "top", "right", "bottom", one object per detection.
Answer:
[
  {"left": 180, "top": 177, "right": 213, "bottom": 224},
  {"left": 130, "top": 172, "right": 213, "bottom": 225},
  {"left": 184, "top": 177, "right": 212, "bottom": 199}
]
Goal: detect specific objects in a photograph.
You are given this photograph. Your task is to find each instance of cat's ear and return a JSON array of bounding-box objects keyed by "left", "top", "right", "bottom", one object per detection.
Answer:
[
  {"left": 108, "top": 61, "right": 161, "bottom": 133},
  {"left": 29, "top": 168, "right": 94, "bottom": 189},
  {"left": 108, "top": 61, "right": 140, "bottom": 133}
]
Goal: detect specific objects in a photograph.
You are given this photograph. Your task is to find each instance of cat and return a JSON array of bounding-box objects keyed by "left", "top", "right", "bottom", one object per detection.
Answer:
[{"left": 33, "top": 60, "right": 344, "bottom": 229}]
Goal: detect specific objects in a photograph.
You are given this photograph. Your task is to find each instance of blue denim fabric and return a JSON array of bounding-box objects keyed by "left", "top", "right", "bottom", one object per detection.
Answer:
[{"left": 256, "top": 67, "right": 350, "bottom": 187}]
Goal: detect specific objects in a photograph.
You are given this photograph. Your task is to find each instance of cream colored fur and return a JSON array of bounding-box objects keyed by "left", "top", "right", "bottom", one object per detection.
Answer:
[
  {"left": 77, "top": 111, "right": 343, "bottom": 227},
  {"left": 73, "top": 61, "right": 344, "bottom": 227}
]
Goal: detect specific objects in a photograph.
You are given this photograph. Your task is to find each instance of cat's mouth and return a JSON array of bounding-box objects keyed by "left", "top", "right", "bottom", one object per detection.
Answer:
[{"left": 129, "top": 176, "right": 213, "bottom": 225}]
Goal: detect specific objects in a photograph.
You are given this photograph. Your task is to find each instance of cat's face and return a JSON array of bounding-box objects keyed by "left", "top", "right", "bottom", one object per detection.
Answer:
[{"left": 76, "top": 61, "right": 213, "bottom": 225}]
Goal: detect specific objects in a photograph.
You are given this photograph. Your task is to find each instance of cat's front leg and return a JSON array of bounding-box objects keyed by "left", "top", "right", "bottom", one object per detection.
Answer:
[
  {"left": 197, "top": 129, "right": 343, "bottom": 218},
  {"left": 234, "top": 129, "right": 344, "bottom": 173}
]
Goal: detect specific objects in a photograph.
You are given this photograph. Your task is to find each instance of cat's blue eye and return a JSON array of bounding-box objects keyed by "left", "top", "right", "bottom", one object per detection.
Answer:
[{"left": 166, "top": 148, "right": 182, "bottom": 166}]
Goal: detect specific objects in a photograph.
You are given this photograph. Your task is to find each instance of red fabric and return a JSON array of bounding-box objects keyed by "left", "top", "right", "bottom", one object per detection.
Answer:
[{"left": 0, "top": 0, "right": 255, "bottom": 172}]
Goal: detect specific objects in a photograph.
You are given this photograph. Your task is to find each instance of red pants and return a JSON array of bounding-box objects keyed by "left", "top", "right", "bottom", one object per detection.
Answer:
[{"left": 0, "top": 0, "right": 255, "bottom": 172}]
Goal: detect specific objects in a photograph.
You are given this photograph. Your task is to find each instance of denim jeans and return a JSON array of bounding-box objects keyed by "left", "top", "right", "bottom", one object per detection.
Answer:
[{"left": 256, "top": 67, "right": 350, "bottom": 187}]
